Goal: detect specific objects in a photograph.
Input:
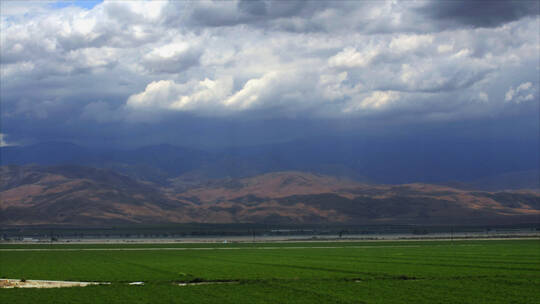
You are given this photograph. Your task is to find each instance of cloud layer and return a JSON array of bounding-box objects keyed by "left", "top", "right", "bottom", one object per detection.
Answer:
[{"left": 1, "top": 0, "right": 538, "bottom": 146}]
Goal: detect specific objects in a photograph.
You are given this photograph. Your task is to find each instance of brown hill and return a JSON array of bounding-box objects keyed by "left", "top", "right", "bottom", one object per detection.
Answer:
[
  {"left": 1, "top": 165, "right": 539, "bottom": 226},
  {"left": 0, "top": 165, "right": 193, "bottom": 225},
  {"left": 179, "top": 171, "right": 361, "bottom": 201}
]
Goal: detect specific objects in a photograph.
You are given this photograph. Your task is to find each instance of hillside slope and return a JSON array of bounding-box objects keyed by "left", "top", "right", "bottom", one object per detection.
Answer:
[{"left": 1, "top": 165, "right": 539, "bottom": 226}]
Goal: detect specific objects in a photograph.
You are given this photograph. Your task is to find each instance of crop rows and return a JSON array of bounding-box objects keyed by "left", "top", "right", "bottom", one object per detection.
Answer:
[{"left": 1, "top": 240, "right": 539, "bottom": 303}]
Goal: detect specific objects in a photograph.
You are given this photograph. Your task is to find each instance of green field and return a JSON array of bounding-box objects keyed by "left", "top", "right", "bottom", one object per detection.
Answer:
[{"left": 1, "top": 240, "right": 539, "bottom": 303}]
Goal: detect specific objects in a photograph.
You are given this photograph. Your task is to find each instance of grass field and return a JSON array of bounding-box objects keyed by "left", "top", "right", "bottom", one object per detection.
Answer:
[{"left": 1, "top": 240, "right": 539, "bottom": 303}]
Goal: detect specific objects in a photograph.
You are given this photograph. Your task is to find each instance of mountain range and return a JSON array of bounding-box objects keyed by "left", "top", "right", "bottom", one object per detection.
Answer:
[{"left": 1, "top": 164, "right": 539, "bottom": 226}]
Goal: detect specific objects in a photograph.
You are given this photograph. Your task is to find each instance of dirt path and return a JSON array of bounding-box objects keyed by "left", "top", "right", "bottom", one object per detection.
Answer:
[{"left": 0, "top": 279, "right": 108, "bottom": 288}]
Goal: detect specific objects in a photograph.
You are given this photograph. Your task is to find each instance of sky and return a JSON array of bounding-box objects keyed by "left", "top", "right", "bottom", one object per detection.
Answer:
[{"left": 0, "top": 0, "right": 539, "bottom": 149}]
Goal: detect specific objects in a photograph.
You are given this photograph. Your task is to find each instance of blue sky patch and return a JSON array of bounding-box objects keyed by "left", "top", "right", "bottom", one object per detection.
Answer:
[{"left": 50, "top": 0, "right": 102, "bottom": 10}]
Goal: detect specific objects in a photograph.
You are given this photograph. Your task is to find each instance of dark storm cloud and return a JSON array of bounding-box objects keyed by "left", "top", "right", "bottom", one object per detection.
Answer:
[
  {"left": 418, "top": 0, "right": 539, "bottom": 28},
  {"left": 165, "top": 0, "right": 330, "bottom": 30},
  {"left": 238, "top": 0, "right": 267, "bottom": 16},
  {"left": 0, "top": 0, "right": 538, "bottom": 151}
]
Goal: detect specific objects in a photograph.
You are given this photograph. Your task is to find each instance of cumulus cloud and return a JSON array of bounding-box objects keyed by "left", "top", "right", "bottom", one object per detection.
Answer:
[
  {"left": 0, "top": 0, "right": 538, "bottom": 144},
  {"left": 0, "top": 133, "right": 8, "bottom": 147},
  {"left": 126, "top": 78, "right": 233, "bottom": 113},
  {"left": 389, "top": 34, "right": 433, "bottom": 53},
  {"left": 344, "top": 91, "right": 400, "bottom": 112},
  {"left": 505, "top": 82, "right": 537, "bottom": 104},
  {"left": 328, "top": 47, "right": 378, "bottom": 68},
  {"left": 0, "top": 133, "right": 17, "bottom": 147},
  {"left": 141, "top": 40, "right": 202, "bottom": 73},
  {"left": 125, "top": 70, "right": 320, "bottom": 117}
]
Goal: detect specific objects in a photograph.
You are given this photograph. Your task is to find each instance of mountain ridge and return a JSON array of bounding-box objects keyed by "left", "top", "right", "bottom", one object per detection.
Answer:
[{"left": 1, "top": 165, "right": 539, "bottom": 226}]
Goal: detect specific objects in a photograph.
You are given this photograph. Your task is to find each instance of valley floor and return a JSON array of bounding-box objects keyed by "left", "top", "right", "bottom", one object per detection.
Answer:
[{"left": 1, "top": 240, "right": 539, "bottom": 303}]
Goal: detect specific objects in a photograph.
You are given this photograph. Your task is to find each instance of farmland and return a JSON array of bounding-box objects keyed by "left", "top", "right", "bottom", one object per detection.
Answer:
[{"left": 1, "top": 240, "right": 539, "bottom": 303}]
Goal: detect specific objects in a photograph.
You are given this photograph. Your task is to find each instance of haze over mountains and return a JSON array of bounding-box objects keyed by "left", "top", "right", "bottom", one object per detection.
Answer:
[
  {"left": 1, "top": 140, "right": 538, "bottom": 188},
  {"left": 1, "top": 141, "right": 539, "bottom": 226}
]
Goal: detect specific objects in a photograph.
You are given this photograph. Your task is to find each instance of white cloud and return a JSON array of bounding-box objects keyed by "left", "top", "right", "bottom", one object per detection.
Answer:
[
  {"left": 173, "top": 78, "right": 234, "bottom": 111},
  {"left": 505, "top": 82, "right": 536, "bottom": 103},
  {"left": 345, "top": 91, "right": 399, "bottom": 112},
  {"left": 0, "top": 133, "right": 7, "bottom": 147},
  {"left": 126, "top": 78, "right": 234, "bottom": 114},
  {"left": 0, "top": 133, "right": 17, "bottom": 147},
  {"left": 328, "top": 47, "right": 378, "bottom": 68},
  {"left": 319, "top": 71, "right": 352, "bottom": 100},
  {"left": 505, "top": 87, "right": 515, "bottom": 102},
  {"left": 66, "top": 47, "right": 118, "bottom": 70},
  {"left": 127, "top": 80, "right": 188, "bottom": 109},
  {"left": 437, "top": 44, "right": 453, "bottom": 53},
  {"left": 0, "top": 0, "right": 538, "bottom": 126},
  {"left": 478, "top": 92, "right": 489, "bottom": 103},
  {"left": 389, "top": 34, "right": 433, "bottom": 53},
  {"left": 141, "top": 40, "right": 202, "bottom": 73},
  {"left": 224, "top": 71, "right": 290, "bottom": 110},
  {"left": 517, "top": 82, "right": 532, "bottom": 92},
  {"left": 1, "top": 61, "right": 35, "bottom": 78}
]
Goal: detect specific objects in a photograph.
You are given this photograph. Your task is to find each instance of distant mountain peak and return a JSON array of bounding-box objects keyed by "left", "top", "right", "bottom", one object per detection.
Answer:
[{"left": 1, "top": 165, "right": 539, "bottom": 226}]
